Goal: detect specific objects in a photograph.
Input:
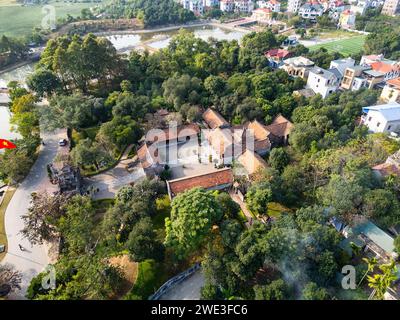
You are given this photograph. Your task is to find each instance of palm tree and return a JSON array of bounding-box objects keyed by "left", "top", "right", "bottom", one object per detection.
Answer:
[
  {"left": 357, "top": 257, "right": 377, "bottom": 288},
  {"left": 367, "top": 259, "right": 398, "bottom": 300}
]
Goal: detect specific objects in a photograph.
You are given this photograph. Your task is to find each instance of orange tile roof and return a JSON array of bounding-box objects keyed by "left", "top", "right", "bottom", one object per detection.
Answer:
[
  {"left": 238, "top": 149, "right": 268, "bottom": 175},
  {"left": 203, "top": 108, "right": 230, "bottom": 129},
  {"left": 247, "top": 120, "right": 271, "bottom": 141},
  {"left": 370, "top": 61, "right": 400, "bottom": 74},
  {"left": 372, "top": 163, "right": 400, "bottom": 177},
  {"left": 167, "top": 168, "right": 233, "bottom": 196},
  {"left": 387, "top": 77, "right": 400, "bottom": 89},
  {"left": 265, "top": 114, "right": 294, "bottom": 138},
  {"left": 137, "top": 143, "right": 160, "bottom": 169},
  {"left": 265, "top": 48, "right": 290, "bottom": 59}
]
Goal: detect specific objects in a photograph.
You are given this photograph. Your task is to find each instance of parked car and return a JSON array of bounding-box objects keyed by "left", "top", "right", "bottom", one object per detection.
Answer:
[{"left": 58, "top": 139, "right": 68, "bottom": 146}]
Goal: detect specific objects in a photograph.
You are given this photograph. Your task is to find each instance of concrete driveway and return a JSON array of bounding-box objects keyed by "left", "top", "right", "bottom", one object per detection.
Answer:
[
  {"left": 160, "top": 270, "right": 205, "bottom": 300},
  {"left": 1, "top": 130, "right": 65, "bottom": 299},
  {"left": 83, "top": 146, "right": 146, "bottom": 199}
]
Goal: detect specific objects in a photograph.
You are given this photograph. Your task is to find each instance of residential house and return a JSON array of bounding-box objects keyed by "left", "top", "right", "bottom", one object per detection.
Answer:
[
  {"left": 166, "top": 167, "right": 234, "bottom": 198},
  {"left": 287, "top": 0, "right": 303, "bottom": 12},
  {"left": 338, "top": 9, "right": 356, "bottom": 29},
  {"left": 265, "top": 48, "right": 291, "bottom": 68},
  {"left": 381, "top": 0, "right": 400, "bottom": 16},
  {"left": 340, "top": 65, "right": 369, "bottom": 91},
  {"left": 189, "top": 0, "right": 205, "bottom": 14},
  {"left": 306, "top": 66, "right": 340, "bottom": 98},
  {"left": 205, "top": 0, "right": 220, "bottom": 7},
  {"left": 329, "top": 57, "right": 356, "bottom": 81},
  {"left": 372, "top": 149, "right": 400, "bottom": 179},
  {"left": 251, "top": 7, "right": 273, "bottom": 22},
  {"left": 234, "top": 0, "right": 255, "bottom": 12},
  {"left": 266, "top": 0, "right": 281, "bottom": 12},
  {"left": 335, "top": 217, "right": 396, "bottom": 262},
  {"left": 220, "top": 0, "right": 235, "bottom": 11},
  {"left": 279, "top": 56, "right": 315, "bottom": 80},
  {"left": 380, "top": 77, "right": 400, "bottom": 103},
  {"left": 49, "top": 163, "right": 82, "bottom": 194},
  {"left": 361, "top": 102, "right": 400, "bottom": 133},
  {"left": 298, "top": 2, "right": 324, "bottom": 19}
]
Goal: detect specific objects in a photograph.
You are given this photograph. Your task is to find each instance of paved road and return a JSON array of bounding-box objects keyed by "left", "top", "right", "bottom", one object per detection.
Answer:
[
  {"left": 84, "top": 146, "right": 146, "bottom": 199},
  {"left": 1, "top": 130, "right": 64, "bottom": 299},
  {"left": 160, "top": 270, "right": 205, "bottom": 300}
]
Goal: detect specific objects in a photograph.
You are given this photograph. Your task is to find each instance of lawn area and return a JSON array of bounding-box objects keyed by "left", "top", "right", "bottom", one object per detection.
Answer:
[
  {"left": 124, "top": 259, "right": 169, "bottom": 300},
  {"left": 153, "top": 196, "right": 171, "bottom": 243},
  {"left": 267, "top": 202, "right": 292, "bottom": 218},
  {"left": 0, "top": 1, "right": 102, "bottom": 37},
  {"left": 0, "top": 187, "right": 16, "bottom": 261},
  {"left": 309, "top": 35, "right": 366, "bottom": 57}
]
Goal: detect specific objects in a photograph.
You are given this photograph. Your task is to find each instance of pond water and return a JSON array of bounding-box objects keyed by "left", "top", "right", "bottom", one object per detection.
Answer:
[
  {"left": 0, "top": 106, "right": 20, "bottom": 141},
  {"left": 106, "top": 25, "right": 246, "bottom": 52},
  {"left": 0, "top": 63, "right": 35, "bottom": 89}
]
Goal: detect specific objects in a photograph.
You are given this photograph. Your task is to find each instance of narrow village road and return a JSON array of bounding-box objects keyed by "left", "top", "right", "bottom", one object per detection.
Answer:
[{"left": 1, "top": 130, "right": 65, "bottom": 299}]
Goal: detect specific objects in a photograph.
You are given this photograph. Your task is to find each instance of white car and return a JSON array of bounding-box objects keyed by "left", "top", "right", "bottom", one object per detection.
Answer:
[{"left": 58, "top": 139, "right": 68, "bottom": 146}]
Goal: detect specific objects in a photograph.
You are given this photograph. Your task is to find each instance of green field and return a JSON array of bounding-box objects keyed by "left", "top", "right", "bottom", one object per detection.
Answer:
[
  {"left": 0, "top": 1, "right": 101, "bottom": 37},
  {"left": 309, "top": 35, "right": 366, "bottom": 57}
]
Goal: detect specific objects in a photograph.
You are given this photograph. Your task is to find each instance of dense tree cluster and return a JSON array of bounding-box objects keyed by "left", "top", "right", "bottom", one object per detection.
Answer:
[{"left": 96, "top": 0, "right": 196, "bottom": 26}]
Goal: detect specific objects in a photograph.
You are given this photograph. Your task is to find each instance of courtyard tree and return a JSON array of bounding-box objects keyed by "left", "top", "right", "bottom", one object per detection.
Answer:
[{"left": 165, "top": 188, "right": 223, "bottom": 259}]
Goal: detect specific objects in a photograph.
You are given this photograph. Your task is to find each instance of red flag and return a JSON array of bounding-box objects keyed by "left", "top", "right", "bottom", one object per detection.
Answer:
[{"left": 0, "top": 139, "right": 17, "bottom": 149}]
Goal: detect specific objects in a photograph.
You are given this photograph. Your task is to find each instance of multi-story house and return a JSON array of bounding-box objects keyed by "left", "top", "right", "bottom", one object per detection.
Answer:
[
  {"left": 380, "top": 78, "right": 400, "bottom": 103},
  {"left": 329, "top": 57, "right": 356, "bottom": 80},
  {"left": 280, "top": 56, "right": 315, "bottom": 80},
  {"left": 266, "top": 0, "right": 282, "bottom": 12},
  {"left": 251, "top": 7, "right": 273, "bottom": 22},
  {"left": 306, "top": 67, "right": 340, "bottom": 98},
  {"left": 189, "top": 0, "right": 205, "bottom": 14},
  {"left": 338, "top": 9, "right": 356, "bottom": 29},
  {"left": 234, "top": 0, "right": 255, "bottom": 12},
  {"left": 341, "top": 65, "right": 370, "bottom": 91},
  {"left": 361, "top": 55, "right": 400, "bottom": 82},
  {"left": 361, "top": 102, "right": 400, "bottom": 134},
  {"left": 220, "top": 0, "right": 236, "bottom": 11},
  {"left": 287, "top": 0, "right": 303, "bottom": 12},
  {"left": 205, "top": 0, "right": 220, "bottom": 7},
  {"left": 298, "top": 2, "right": 325, "bottom": 19},
  {"left": 381, "top": 0, "right": 400, "bottom": 16}
]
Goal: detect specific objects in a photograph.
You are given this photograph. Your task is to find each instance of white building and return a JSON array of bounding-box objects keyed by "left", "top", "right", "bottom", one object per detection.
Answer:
[
  {"left": 298, "top": 3, "right": 324, "bottom": 19},
  {"left": 220, "top": 0, "right": 236, "bottom": 11},
  {"left": 306, "top": 67, "right": 340, "bottom": 98},
  {"left": 361, "top": 102, "right": 400, "bottom": 133},
  {"left": 205, "top": 0, "right": 220, "bottom": 7},
  {"left": 288, "top": 0, "right": 303, "bottom": 12},
  {"left": 266, "top": 0, "right": 281, "bottom": 12},
  {"left": 189, "top": 0, "right": 205, "bottom": 14},
  {"left": 234, "top": 0, "right": 255, "bottom": 12},
  {"left": 329, "top": 57, "right": 356, "bottom": 78}
]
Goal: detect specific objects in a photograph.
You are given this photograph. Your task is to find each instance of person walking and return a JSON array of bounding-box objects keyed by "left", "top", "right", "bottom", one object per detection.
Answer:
[{"left": 18, "top": 244, "right": 24, "bottom": 251}]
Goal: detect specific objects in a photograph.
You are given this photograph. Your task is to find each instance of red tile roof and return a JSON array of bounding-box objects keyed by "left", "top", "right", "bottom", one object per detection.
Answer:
[
  {"left": 238, "top": 149, "right": 268, "bottom": 175},
  {"left": 167, "top": 168, "right": 233, "bottom": 196},
  {"left": 265, "top": 48, "right": 290, "bottom": 59},
  {"left": 265, "top": 114, "right": 294, "bottom": 138}
]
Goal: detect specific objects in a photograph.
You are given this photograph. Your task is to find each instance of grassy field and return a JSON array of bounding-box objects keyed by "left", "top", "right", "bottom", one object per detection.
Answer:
[
  {"left": 0, "top": 187, "right": 16, "bottom": 261},
  {"left": 0, "top": 1, "right": 101, "bottom": 37},
  {"left": 309, "top": 35, "right": 366, "bottom": 57}
]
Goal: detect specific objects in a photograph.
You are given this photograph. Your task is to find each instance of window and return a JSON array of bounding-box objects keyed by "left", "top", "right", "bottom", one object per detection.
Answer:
[
  {"left": 388, "top": 125, "right": 392, "bottom": 130},
  {"left": 377, "top": 122, "right": 381, "bottom": 127},
  {"left": 368, "top": 117, "right": 372, "bottom": 121}
]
